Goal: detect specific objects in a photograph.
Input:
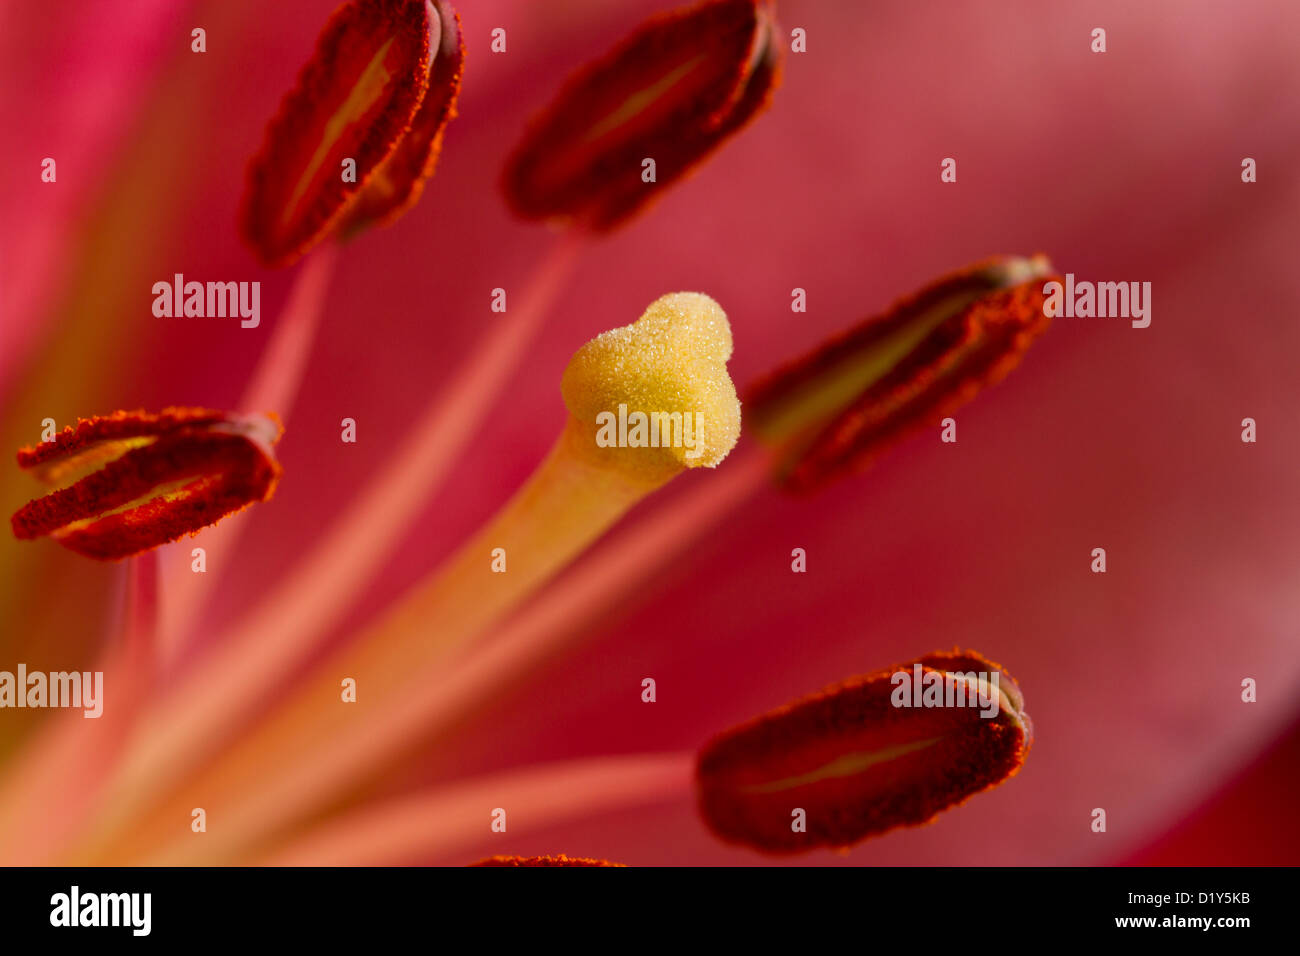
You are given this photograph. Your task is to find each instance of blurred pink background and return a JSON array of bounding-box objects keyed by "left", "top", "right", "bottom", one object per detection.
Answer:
[{"left": 1, "top": 0, "right": 1297, "bottom": 864}]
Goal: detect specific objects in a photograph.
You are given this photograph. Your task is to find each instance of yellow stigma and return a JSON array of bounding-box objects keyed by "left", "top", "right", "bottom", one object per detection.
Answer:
[{"left": 561, "top": 292, "right": 741, "bottom": 484}]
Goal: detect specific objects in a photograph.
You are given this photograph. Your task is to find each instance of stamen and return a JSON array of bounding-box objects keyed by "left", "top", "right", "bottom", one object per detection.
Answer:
[
  {"left": 188, "top": 0, "right": 464, "bottom": 644},
  {"left": 10, "top": 408, "right": 283, "bottom": 561},
  {"left": 747, "top": 255, "right": 1056, "bottom": 492},
  {"left": 502, "top": 0, "right": 782, "bottom": 231},
  {"left": 695, "top": 649, "right": 1032, "bottom": 853},
  {"left": 239, "top": 0, "right": 463, "bottom": 267}
]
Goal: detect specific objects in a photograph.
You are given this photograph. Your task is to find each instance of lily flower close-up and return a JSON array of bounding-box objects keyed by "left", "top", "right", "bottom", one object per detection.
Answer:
[{"left": 1, "top": 0, "right": 1298, "bottom": 905}]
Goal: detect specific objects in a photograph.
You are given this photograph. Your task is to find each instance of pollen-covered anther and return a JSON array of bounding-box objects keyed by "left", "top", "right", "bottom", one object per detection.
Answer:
[
  {"left": 10, "top": 407, "right": 283, "bottom": 561},
  {"left": 502, "top": 0, "right": 782, "bottom": 232},
  {"left": 695, "top": 648, "right": 1032, "bottom": 853},
  {"left": 239, "top": 0, "right": 464, "bottom": 267},
  {"left": 747, "top": 255, "right": 1057, "bottom": 493}
]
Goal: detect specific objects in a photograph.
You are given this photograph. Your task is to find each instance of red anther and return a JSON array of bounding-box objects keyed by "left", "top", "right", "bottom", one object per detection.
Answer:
[
  {"left": 696, "top": 649, "right": 1032, "bottom": 853},
  {"left": 11, "top": 408, "right": 282, "bottom": 561},
  {"left": 747, "top": 256, "right": 1056, "bottom": 493},
  {"left": 339, "top": 0, "right": 465, "bottom": 234},
  {"left": 502, "top": 0, "right": 782, "bottom": 232},
  {"left": 239, "top": 0, "right": 463, "bottom": 267}
]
